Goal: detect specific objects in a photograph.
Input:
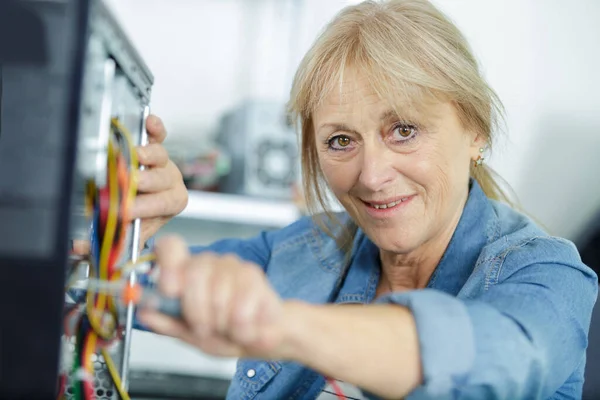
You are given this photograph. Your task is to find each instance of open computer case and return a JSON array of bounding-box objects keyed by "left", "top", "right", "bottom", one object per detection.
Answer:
[{"left": 0, "top": 0, "right": 153, "bottom": 398}]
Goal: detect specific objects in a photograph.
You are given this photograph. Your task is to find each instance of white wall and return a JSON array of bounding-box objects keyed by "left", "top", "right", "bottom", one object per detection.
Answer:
[
  {"left": 106, "top": 0, "right": 600, "bottom": 239},
  {"left": 431, "top": 0, "right": 600, "bottom": 239}
]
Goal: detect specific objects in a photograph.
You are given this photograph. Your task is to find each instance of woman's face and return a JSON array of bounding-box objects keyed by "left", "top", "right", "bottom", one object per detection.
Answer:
[{"left": 313, "top": 71, "right": 483, "bottom": 253}]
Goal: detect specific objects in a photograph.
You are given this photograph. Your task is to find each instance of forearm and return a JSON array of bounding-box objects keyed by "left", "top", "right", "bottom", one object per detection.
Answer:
[{"left": 279, "top": 301, "right": 422, "bottom": 399}]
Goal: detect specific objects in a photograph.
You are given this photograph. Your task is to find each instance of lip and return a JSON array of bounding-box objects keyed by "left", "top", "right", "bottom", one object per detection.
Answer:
[{"left": 361, "top": 194, "right": 416, "bottom": 218}]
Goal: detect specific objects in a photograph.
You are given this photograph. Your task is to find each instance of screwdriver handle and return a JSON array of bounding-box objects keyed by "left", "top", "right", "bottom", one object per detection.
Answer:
[{"left": 138, "top": 288, "right": 182, "bottom": 319}]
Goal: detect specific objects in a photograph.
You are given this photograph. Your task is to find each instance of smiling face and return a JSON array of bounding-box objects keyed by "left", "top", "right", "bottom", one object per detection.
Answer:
[{"left": 313, "top": 69, "right": 484, "bottom": 254}]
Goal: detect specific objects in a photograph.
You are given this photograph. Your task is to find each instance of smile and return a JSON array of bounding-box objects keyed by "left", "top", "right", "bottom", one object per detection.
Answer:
[
  {"left": 369, "top": 197, "right": 411, "bottom": 209},
  {"left": 361, "top": 195, "right": 416, "bottom": 217}
]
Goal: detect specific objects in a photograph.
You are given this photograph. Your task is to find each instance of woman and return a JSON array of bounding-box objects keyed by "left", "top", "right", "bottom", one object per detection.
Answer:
[{"left": 140, "top": 0, "right": 598, "bottom": 399}]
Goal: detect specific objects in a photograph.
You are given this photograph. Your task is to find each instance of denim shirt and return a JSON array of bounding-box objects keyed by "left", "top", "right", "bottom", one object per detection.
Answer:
[{"left": 161, "top": 181, "right": 597, "bottom": 399}]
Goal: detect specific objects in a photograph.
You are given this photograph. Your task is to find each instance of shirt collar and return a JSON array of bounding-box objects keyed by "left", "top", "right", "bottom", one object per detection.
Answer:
[
  {"left": 426, "top": 179, "right": 497, "bottom": 295},
  {"left": 335, "top": 179, "right": 498, "bottom": 303}
]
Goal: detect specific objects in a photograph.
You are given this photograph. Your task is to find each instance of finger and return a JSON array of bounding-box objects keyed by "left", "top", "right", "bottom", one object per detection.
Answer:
[
  {"left": 71, "top": 240, "right": 90, "bottom": 256},
  {"left": 212, "top": 256, "right": 239, "bottom": 334},
  {"left": 145, "top": 114, "right": 167, "bottom": 144},
  {"left": 229, "top": 268, "right": 265, "bottom": 344},
  {"left": 193, "top": 332, "right": 243, "bottom": 358},
  {"left": 137, "top": 168, "right": 172, "bottom": 193},
  {"left": 137, "top": 143, "right": 169, "bottom": 168},
  {"left": 154, "top": 235, "right": 190, "bottom": 297},
  {"left": 231, "top": 291, "right": 262, "bottom": 345},
  {"left": 182, "top": 256, "right": 216, "bottom": 334},
  {"left": 137, "top": 310, "right": 188, "bottom": 339},
  {"left": 131, "top": 192, "right": 175, "bottom": 220},
  {"left": 139, "top": 310, "right": 243, "bottom": 358},
  {"left": 131, "top": 181, "right": 188, "bottom": 219}
]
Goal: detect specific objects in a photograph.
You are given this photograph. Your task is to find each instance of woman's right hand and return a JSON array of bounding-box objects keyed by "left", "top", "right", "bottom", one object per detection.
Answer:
[{"left": 138, "top": 236, "right": 287, "bottom": 360}]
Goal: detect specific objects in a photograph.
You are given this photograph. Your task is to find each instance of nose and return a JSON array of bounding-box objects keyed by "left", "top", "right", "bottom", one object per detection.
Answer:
[{"left": 358, "top": 145, "right": 395, "bottom": 192}]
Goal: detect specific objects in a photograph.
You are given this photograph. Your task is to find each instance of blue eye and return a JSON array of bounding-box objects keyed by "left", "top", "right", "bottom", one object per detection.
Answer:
[{"left": 392, "top": 124, "right": 417, "bottom": 142}]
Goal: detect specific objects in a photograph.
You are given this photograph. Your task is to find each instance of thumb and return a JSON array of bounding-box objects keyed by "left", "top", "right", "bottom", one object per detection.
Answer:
[
  {"left": 154, "top": 235, "right": 190, "bottom": 297},
  {"left": 145, "top": 114, "right": 167, "bottom": 144}
]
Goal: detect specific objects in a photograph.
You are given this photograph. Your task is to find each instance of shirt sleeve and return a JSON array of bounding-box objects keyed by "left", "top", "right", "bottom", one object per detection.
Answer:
[
  {"left": 188, "top": 230, "right": 275, "bottom": 269},
  {"left": 375, "top": 238, "right": 598, "bottom": 400}
]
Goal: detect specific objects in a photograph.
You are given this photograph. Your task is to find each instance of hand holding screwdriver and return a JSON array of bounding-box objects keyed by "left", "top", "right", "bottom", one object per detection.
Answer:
[{"left": 134, "top": 236, "right": 287, "bottom": 360}]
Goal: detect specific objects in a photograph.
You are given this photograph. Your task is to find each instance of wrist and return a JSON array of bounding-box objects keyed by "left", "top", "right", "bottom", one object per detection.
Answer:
[{"left": 275, "top": 300, "right": 313, "bottom": 361}]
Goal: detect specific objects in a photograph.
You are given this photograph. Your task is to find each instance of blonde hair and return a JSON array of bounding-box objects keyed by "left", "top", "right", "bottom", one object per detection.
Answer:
[{"left": 288, "top": 0, "right": 514, "bottom": 243}]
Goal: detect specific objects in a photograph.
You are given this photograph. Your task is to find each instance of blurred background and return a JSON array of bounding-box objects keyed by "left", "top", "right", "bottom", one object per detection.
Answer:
[{"left": 97, "top": 0, "right": 600, "bottom": 398}]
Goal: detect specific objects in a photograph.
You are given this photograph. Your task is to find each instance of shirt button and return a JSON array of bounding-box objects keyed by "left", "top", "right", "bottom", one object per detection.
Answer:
[{"left": 246, "top": 369, "right": 256, "bottom": 378}]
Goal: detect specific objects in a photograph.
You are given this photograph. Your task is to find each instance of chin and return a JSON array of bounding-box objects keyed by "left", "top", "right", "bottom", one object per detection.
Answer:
[{"left": 363, "top": 223, "right": 422, "bottom": 254}]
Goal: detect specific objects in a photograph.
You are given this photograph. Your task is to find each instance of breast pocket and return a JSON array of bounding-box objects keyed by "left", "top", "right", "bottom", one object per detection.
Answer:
[{"left": 227, "top": 360, "right": 282, "bottom": 400}]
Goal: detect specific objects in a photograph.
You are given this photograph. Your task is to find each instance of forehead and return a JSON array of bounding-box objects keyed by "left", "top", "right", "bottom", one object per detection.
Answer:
[
  {"left": 313, "top": 72, "right": 442, "bottom": 126},
  {"left": 321, "top": 68, "right": 379, "bottom": 106},
  {"left": 313, "top": 73, "right": 388, "bottom": 124},
  {"left": 314, "top": 64, "right": 450, "bottom": 116}
]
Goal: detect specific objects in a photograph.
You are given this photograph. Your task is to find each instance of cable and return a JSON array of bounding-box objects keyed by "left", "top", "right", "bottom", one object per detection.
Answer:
[
  {"left": 86, "top": 140, "right": 119, "bottom": 340},
  {"left": 112, "top": 253, "right": 156, "bottom": 281},
  {"left": 61, "top": 117, "right": 146, "bottom": 400},
  {"left": 101, "top": 348, "right": 132, "bottom": 400},
  {"left": 110, "top": 117, "right": 139, "bottom": 213},
  {"left": 82, "top": 331, "right": 97, "bottom": 400},
  {"left": 326, "top": 377, "right": 348, "bottom": 400}
]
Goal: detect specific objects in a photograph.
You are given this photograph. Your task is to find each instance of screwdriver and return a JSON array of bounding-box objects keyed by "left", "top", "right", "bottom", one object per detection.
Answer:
[{"left": 87, "top": 279, "right": 182, "bottom": 319}]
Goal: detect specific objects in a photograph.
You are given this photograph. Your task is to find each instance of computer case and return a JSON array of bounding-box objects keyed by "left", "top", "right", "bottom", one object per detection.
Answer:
[{"left": 0, "top": 0, "right": 153, "bottom": 398}]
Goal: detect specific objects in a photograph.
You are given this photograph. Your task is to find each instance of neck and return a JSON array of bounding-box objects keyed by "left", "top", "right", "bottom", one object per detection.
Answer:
[{"left": 377, "top": 192, "right": 468, "bottom": 295}]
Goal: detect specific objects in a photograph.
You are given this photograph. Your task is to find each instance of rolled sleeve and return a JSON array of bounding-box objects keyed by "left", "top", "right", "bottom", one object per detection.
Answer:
[
  {"left": 375, "top": 290, "right": 475, "bottom": 398},
  {"left": 374, "top": 259, "right": 597, "bottom": 399}
]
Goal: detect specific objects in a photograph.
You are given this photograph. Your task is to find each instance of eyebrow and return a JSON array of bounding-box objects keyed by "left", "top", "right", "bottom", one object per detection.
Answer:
[
  {"left": 317, "top": 123, "right": 360, "bottom": 136},
  {"left": 317, "top": 109, "right": 402, "bottom": 136},
  {"left": 379, "top": 109, "right": 400, "bottom": 122}
]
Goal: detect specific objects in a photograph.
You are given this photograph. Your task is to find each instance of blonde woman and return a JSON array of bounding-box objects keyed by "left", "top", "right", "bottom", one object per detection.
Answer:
[{"left": 139, "top": 1, "right": 598, "bottom": 399}]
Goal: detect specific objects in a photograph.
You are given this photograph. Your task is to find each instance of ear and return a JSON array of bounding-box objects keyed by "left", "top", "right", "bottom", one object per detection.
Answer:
[{"left": 469, "top": 133, "right": 487, "bottom": 160}]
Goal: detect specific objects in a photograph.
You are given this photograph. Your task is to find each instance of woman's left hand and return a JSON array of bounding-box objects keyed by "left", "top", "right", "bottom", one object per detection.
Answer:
[{"left": 133, "top": 115, "right": 189, "bottom": 247}]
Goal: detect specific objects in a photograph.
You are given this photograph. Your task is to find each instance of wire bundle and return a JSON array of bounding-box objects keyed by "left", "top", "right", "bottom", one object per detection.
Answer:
[
  {"left": 58, "top": 119, "right": 347, "bottom": 400},
  {"left": 59, "top": 118, "right": 140, "bottom": 400}
]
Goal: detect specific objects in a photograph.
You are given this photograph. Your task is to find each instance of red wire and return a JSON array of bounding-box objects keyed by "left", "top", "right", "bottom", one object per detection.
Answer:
[
  {"left": 326, "top": 377, "right": 347, "bottom": 400},
  {"left": 82, "top": 333, "right": 96, "bottom": 400},
  {"left": 56, "top": 374, "right": 66, "bottom": 399},
  {"left": 83, "top": 378, "right": 95, "bottom": 400}
]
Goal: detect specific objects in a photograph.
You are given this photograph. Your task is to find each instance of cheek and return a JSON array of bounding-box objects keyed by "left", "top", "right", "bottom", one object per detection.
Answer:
[
  {"left": 405, "top": 141, "right": 467, "bottom": 198},
  {"left": 319, "top": 155, "right": 358, "bottom": 195},
  {"left": 408, "top": 144, "right": 451, "bottom": 183}
]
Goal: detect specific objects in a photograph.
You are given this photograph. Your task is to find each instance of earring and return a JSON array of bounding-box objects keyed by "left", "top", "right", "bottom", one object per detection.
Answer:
[{"left": 473, "top": 147, "right": 485, "bottom": 167}]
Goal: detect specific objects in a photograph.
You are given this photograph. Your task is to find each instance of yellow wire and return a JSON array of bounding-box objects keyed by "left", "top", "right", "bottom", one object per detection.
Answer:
[
  {"left": 86, "top": 140, "right": 119, "bottom": 339},
  {"left": 111, "top": 118, "right": 139, "bottom": 213},
  {"left": 101, "top": 348, "right": 132, "bottom": 400},
  {"left": 112, "top": 253, "right": 157, "bottom": 281},
  {"left": 108, "top": 118, "right": 143, "bottom": 316},
  {"left": 85, "top": 180, "right": 96, "bottom": 218},
  {"left": 65, "top": 119, "right": 142, "bottom": 400},
  {"left": 77, "top": 119, "right": 142, "bottom": 399},
  {"left": 84, "top": 332, "right": 97, "bottom": 375}
]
